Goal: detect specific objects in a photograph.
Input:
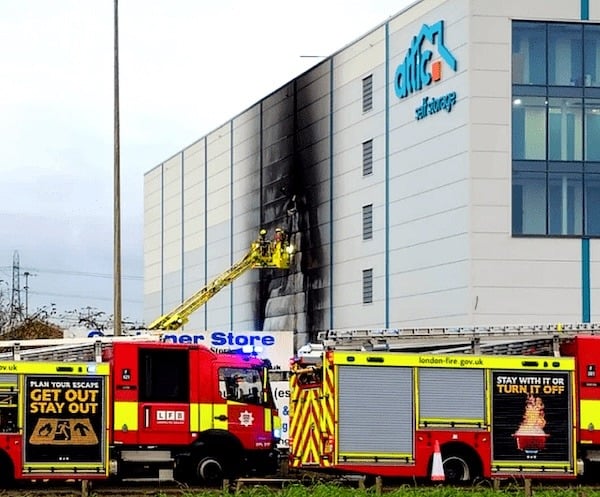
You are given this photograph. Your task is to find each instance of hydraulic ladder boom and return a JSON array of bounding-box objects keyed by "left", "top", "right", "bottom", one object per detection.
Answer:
[{"left": 148, "top": 228, "right": 293, "bottom": 331}]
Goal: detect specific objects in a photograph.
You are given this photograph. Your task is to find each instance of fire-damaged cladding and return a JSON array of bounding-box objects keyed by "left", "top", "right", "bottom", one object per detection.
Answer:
[{"left": 259, "top": 63, "right": 329, "bottom": 342}]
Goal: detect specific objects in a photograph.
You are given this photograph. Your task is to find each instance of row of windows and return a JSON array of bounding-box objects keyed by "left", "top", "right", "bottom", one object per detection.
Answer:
[
  {"left": 513, "top": 171, "right": 600, "bottom": 235},
  {"left": 513, "top": 22, "right": 600, "bottom": 87},
  {"left": 513, "top": 96, "right": 600, "bottom": 161},
  {"left": 512, "top": 21, "right": 600, "bottom": 237}
]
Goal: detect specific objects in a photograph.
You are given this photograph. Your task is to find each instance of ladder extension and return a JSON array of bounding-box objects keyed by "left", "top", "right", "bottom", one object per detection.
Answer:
[
  {"left": 316, "top": 322, "right": 600, "bottom": 356},
  {"left": 319, "top": 322, "right": 600, "bottom": 342}
]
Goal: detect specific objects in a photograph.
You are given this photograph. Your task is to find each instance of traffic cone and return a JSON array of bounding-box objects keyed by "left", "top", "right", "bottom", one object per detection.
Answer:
[{"left": 431, "top": 440, "right": 445, "bottom": 482}]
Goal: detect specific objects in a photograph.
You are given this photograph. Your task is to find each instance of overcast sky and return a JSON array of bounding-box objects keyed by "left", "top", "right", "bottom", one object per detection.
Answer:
[{"left": 0, "top": 0, "right": 411, "bottom": 329}]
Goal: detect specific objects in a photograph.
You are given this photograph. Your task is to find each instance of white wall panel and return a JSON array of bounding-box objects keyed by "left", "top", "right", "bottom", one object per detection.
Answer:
[
  {"left": 471, "top": 0, "right": 579, "bottom": 19},
  {"left": 470, "top": 97, "right": 510, "bottom": 126},
  {"left": 471, "top": 178, "right": 509, "bottom": 206},
  {"left": 144, "top": 165, "right": 163, "bottom": 310},
  {"left": 389, "top": 287, "right": 470, "bottom": 324}
]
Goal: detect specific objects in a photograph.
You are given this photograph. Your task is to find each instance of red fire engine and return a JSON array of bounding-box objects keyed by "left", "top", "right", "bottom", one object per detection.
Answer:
[
  {"left": 0, "top": 337, "right": 281, "bottom": 483},
  {"left": 289, "top": 323, "right": 600, "bottom": 482},
  {"left": 0, "top": 229, "right": 292, "bottom": 484}
]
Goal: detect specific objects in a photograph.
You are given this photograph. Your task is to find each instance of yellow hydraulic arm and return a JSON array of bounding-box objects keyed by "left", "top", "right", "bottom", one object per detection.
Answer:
[{"left": 148, "top": 228, "right": 293, "bottom": 331}]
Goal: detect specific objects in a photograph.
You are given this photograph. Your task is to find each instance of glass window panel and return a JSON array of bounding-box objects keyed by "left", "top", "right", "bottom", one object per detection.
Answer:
[
  {"left": 548, "top": 24, "right": 583, "bottom": 86},
  {"left": 585, "top": 173, "right": 600, "bottom": 235},
  {"left": 584, "top": 25, "right": 600, "bottom": 88},
  {"left": 512, "top": 96, "right": 547, "bottom": 160},
  {"left": 548, "top": 97, "right": 583, "bottom": 161},
  {"left": 512, "top": 171, "right": 547, "bottom": 235},
  {"left": 548, "top": 172, "right": 583, "bottom": 235},
  {"left": 585, "top": 98, "right": 600, "bottom": 161},
  {"left": 512, "top": 22, "right": 546, "bottom": 85}
]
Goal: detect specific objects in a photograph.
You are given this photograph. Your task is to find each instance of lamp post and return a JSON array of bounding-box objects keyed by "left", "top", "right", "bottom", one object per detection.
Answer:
[{"left": 113, "top": 0, "right": 122, "bottom": 336}]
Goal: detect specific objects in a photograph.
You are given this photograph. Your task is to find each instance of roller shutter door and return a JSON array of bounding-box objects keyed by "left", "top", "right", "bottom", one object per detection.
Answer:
[
  {"left": 338, "top": 365, "right": 413, "bottom": 455},
  {"left": 418, "top": 368, "right": 485, "bottom": 425}
]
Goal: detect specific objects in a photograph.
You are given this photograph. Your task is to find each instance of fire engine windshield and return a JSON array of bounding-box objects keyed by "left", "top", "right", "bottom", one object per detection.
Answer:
[{"left": 219, "top": 367, "right": 274, "bottom": 407}]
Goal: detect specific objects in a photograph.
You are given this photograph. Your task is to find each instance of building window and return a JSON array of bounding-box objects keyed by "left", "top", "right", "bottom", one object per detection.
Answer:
[
  {"left": 548, "top": 24, "right": 582, "bottom": 86},
  {"left": 362, "top": 204, "right": 373, "bottom": 240},
  {"left": 512, "top": 96, "right": 547, "bottom": 160},
  {"left": 512, "top": 22, "right": 546, "bottom": 85},
  {"left": 512, "top": 21, "right": 600, "bottom": 237},
  {"left": 548, "top": 97, "right": 582, "bottom": 161},
  {"left": 548, "top": 172, "right": 583, "bottom": 235},
  {"left": 362, "top": 75, "right": 373, "bottom": 112},
  {"left": 362, "top": 269, "right": 373, "bottom": 304},
  {"left": 584, "top": 25, "right": 600, "bottom": 87},
  {"left": 585, "top": 99, "right": 600, "bottom": 160},
  {"left": 363, "top": 139, "right": 373, "bottom": 176}
]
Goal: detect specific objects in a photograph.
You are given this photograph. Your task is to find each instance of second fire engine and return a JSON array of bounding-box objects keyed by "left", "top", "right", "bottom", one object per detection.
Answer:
[{"left": 289, "top": 323, "right": 600, "bottom": 482}]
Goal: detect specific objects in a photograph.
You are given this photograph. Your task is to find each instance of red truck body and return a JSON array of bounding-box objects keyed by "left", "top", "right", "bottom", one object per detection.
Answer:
[
  {"left": 289, "top": 328, "right": 600, "bottom": 482},
  {"left": 0, "top": 339, "right": 280, "bottom": 483}
]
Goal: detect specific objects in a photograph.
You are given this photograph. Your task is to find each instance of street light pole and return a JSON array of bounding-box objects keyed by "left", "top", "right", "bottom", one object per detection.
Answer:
[{"left": 113, "top": 0, "right": 122, "bottom": 336}]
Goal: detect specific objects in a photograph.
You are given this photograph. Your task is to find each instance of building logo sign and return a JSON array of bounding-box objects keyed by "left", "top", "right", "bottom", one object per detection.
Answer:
[{"left": 393, "top": 20, "right": 458, "bottom": 120}]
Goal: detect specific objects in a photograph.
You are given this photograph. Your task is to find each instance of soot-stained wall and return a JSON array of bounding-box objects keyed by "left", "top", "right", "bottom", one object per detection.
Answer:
[
  {"left": 258, "top": 62, "right": 330, "bottom": 345},
  {"left": 144, "top": 61, "right": 331, "bottom": 344}
]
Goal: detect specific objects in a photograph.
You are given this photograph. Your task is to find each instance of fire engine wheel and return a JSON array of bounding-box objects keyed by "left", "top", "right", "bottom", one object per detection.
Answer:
[
  {"left": 195, "top": 455, "right": 225, "bottom": 484},
  {"left": 0, "top": 451, "right": 14, "bottom": 486},
  {"left": 442, "top": 454, "right": 471, "bottom": 482}
]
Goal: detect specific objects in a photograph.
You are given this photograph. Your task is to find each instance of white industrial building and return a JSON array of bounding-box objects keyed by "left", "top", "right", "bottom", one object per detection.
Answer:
[{"left": 144, "top": 0, "right": 600, "bottom": 344}]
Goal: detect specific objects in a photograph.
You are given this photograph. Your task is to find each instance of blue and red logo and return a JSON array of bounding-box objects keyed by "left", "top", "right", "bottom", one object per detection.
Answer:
[{"left": 394, "top": 20, "right": 457, "bottom": 99}]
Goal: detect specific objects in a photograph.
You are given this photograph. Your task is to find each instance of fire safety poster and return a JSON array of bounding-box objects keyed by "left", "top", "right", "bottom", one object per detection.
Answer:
[
  {"left": 491, "top": 370, "right": 571, "bottom": 462},
  {"left": 24, "top": 375, "right": 105, "bottom": 464}
]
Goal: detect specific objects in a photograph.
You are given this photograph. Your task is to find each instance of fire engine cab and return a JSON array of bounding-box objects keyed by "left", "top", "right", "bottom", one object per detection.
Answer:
[
  {"left": 289, "top": 323, "right": 600, "bottom": 482},
  {"left": 0, "top": 336, "right": 281, "bottom": 484}
]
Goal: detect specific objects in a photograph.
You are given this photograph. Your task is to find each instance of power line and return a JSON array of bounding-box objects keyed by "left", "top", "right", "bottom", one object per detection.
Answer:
[
  {"left": 0, "top": 266, "right": 142, "bottom": 281},
  {"left": 28, "top": 290, "right": 142, "bottom": 304}
]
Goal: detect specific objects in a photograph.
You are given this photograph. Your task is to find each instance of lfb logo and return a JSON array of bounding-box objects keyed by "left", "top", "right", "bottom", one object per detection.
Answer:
[{"left": 394, "top": 20, "right": 457, "bottom": 99}]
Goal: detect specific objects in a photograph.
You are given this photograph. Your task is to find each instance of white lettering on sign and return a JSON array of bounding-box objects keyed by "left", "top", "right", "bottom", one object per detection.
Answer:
[{"left": 156, "top": 410, "right": 185, "bottom": 424}]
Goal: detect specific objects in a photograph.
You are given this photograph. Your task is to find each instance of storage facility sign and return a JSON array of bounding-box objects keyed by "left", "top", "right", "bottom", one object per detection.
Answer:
[
  {"left": 393, "top": 20, "right": 458, "bottom": 120},
  {"left": 491, "top": 370, "right": 571, "bottom": 464},
  {"left": 24, "top": 375, "right": 105, "bottom": 464}
]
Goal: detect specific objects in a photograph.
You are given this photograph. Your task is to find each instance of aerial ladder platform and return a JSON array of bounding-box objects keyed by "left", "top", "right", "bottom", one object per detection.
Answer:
[
  {"left": 298, "top": 322, "right": 600, "bottom": 359},
  {"left": 0, "top": 229, "right": 293, "bottom": 363},
  {"left": 148, "top": 228, "right": 293, "bottom": 331}
]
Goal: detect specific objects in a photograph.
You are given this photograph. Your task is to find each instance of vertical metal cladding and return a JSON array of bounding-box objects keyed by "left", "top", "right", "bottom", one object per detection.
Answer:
[{"left": 259, "top": 65, "right": 330, "bottom": 344}]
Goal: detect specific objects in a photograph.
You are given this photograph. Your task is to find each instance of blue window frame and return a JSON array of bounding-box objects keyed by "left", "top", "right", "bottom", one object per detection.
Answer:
[{"left": 512, "top": 21, "right": 600, "bottom": 237}]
